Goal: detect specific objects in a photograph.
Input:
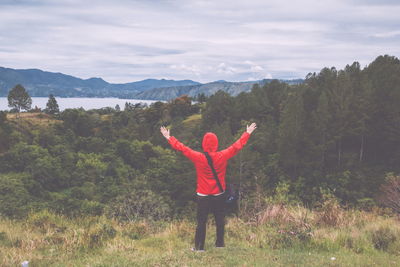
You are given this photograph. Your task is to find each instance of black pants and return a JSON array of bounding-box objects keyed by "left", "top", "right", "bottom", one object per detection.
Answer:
[{"left": 194, "top": 194, "right": 225, "bottom": 250}]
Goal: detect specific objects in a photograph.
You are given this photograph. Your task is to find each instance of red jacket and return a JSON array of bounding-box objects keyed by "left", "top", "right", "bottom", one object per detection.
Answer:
[{"left": 168, "top": 132, "right": 250, "bottom": 195}]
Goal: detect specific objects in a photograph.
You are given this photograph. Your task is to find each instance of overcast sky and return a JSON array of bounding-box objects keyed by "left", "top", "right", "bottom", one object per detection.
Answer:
[{"left": 0, "top": 0, "right": 399, "bottom": 83}]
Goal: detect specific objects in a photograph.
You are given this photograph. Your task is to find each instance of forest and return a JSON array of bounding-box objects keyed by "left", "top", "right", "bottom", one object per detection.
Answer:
[{"left": 0, "top": 55, "right": 400, "bottom": 220}]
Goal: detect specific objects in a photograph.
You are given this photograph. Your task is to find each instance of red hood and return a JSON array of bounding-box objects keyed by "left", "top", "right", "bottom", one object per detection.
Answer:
[{"left": 202, "top": 132, "right": 218, "bottom": 152}]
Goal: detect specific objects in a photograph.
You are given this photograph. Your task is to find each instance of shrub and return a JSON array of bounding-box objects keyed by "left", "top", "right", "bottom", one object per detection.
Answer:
[
  {"left": 357, "top": 198, "right": 376, "bottom": 211},
  {"left": 315, "top": 190, "right": 344, "bottom": 227},
  {"left": 369, "top": 225, "right": 397, "bottom": 251},
  {"left": 0, "top": 231, "right": 12, "bottom": 247},
  {"left": 337, "top": 231, "right": 373, "bottom": 254},
  {"left": 379, "top": 173, "right": 400, "bottom": 213},
  {"left": 266, "top": 224, "right": 312, "bottom": 249},
  {"left": 27, "top": 210, "right": 67, "bottom": 233},
  {"left": 106, "top": 189, "right": 171, "bottom": 222},
  {"left": 83, "top": 222, "right": 117, "bottom": 248},
  {"left": 80, "top": 200, "right": 104, "bottom": 216},
  {"left": 255, "top": 204, "right": 312, "bottom": 230},
  {"left": 122, "top": 222, "right": 150, "bottom": 240}
]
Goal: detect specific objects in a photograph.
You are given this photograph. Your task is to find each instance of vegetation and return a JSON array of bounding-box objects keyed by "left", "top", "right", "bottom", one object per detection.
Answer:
[
  {"left": 45, "top": 94, "right": 60, "bottom": 115},
  {"left": 0, "top": 55, "right": 399, "bottom": 265},
  {"left": 379, "top": 173, "right": 400, "bottom": 213},
  {"left": 7, "top": 84, "right": 32, "bottom": 116},
  {"left": 0, "top": 55, "right": 399, "bottom": 217}
]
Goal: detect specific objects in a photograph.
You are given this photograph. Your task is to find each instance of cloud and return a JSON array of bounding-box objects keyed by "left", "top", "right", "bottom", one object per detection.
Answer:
[
  {"left": 0, "top": 0, "right": 399, "bottom": 83},
  {"left": 216, "top": 63, "right": 237, "bottom": 75},
  {"left": 351, "top": 0, "right": 400, "bottom": 6},
  {"left": 170, "top": 64, "right": 201, "bottom": 76},
  {"left": 251, "top": 65, "right": 263, "bottom": 72},
  {"left": 371, "top": 31, "right": 400, "bottom": 38}
]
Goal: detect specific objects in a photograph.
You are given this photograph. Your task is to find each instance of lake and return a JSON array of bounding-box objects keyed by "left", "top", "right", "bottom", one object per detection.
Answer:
[{"left": 0, "top": 97, "right": 159, "bottom": 111}]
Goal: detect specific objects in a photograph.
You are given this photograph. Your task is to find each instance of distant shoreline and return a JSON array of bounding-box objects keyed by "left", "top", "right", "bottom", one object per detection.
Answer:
[{"left": 0, "top": 97, "right": 160, "bottom": 111}]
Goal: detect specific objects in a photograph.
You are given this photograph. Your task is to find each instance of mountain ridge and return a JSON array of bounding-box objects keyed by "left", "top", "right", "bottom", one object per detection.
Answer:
[
  {"left": 0, "top": 66, "right": 201, "bottom": 98},
  {"left": 0, "top": 66, "right": 303, "bottom": 100},
  {"left": 135, "top": 79, "right": 304, "bottom": 100}
]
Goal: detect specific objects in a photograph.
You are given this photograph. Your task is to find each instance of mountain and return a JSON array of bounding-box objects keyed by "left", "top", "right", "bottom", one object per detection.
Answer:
[
  {"left": 0, "top": 66, "right": 303, "bottom": 100},
  {"left": 135, "top": 79, "right": 304, "bottom": 100},
  {"left": 135, "top": 81, "right": 257, "bottom": 100},
  {"left": 0, "top": 67, "right": 200, "bottom": 98}
]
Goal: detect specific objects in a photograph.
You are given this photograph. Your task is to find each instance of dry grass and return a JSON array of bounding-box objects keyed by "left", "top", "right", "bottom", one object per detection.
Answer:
[
  {"left": 6, "top": 112, "right": 61, "bottom": 127},
  {"left": 100, "top": 114, "right": 112, "bottom": 121},
  {"left": 256, "top": 204, "right": 312, "bottom": 227}
]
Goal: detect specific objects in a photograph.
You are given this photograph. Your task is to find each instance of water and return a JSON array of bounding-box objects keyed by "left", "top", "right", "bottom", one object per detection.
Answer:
[{"left": 0, "top": 97, "right": 158, "bottom": 111}]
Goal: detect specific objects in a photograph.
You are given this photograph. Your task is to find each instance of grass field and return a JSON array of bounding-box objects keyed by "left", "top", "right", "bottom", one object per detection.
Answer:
[{"left": 1, "top": 205, "right": 399, "bottom": 267}]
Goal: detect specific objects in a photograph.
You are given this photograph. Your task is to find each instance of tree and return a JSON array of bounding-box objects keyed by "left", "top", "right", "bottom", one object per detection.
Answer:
[
  {"left": 45, "top": 94, "right": 60, "bottom": 115},
  {"left": 0, "top": 111, "right": 6, "bottom": 125},
  {"left": 278, "top": 91, "right": 305, "bottom": 178},
  {"left": 196, "top": 93, "right": 207, "bottom": 103},
  {"left": 61, "top": 108, "right": 97, "bottom": 137},
  {"left": 364, "top": 55, "right": 400, "bottom": 168},
  {"left": 169, "top": 95, "right": 192, "bottom": 118},
  {"left": 202, "top": 90, "right": 234, "bottom": 131},
  {"left": 7, "top": 84, "right": 32, "bottom": 116}
]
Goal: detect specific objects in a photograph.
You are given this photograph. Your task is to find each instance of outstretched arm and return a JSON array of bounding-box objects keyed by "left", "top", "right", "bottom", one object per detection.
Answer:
[
  {"left": 160, "top": 126, "right": 201, "bottom": 161},
  {"left": 246, "top": 122, "right": 257, "bottom": 135},
  {"left": 221, "top": 122, "right": 257, "bottom": 160},
  {"left": 160, "top": 126, "right": 170, "bottom": 140}
]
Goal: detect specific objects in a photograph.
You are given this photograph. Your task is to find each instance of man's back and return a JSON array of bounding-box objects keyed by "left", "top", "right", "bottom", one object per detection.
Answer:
[{"left": 168, "top": 131, "right": 250, "bottom": 195}]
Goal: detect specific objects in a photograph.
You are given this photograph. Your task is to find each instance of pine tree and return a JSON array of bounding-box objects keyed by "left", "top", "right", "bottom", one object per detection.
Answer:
[
  {"left": 278, "top": 91, "right": 305, "bottom": 178},
  {"left": 7, "top": 84, "right": 32, "bottom": 117},
  {"left": 45, "top": 94, "right": 60, "bottom": 115}
]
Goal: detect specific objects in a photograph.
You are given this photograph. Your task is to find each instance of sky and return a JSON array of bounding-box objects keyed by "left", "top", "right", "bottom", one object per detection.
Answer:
[{"left": 0, "top": 0, "right": 399, "bottom": 83}]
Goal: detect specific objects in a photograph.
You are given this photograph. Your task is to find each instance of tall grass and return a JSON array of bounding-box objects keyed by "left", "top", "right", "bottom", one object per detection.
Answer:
[{"left": 1, "top": 203, "right": 399, "bottom": 266}]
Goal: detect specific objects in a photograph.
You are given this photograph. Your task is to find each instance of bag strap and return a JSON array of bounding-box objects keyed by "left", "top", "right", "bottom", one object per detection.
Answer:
[{"left": 203, "top": 152, "right": 224, "bottom": 193}]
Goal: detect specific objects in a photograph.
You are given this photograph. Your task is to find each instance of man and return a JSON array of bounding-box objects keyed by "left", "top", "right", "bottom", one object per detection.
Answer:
[{"left": 160, "top": 123, "right": 256, "bottom": 251}]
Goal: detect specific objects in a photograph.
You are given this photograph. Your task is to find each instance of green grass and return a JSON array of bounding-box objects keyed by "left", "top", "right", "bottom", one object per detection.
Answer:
[
  {"left": 28, "top": 247, "right": 399, "bottom": 267},
  {"left": 16, "top": 238, "right": 400, "bottom": 267},
  {"left": 1, "top": 207, "right": 400, "bottom": 267},
  {"left": 182, "top": 114, "right": 202, "bottom": 129}
]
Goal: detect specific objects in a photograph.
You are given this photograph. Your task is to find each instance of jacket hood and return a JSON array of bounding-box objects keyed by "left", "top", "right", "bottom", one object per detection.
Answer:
[{"left": 202, "top": 132, "right": 218, "bottom": 152}]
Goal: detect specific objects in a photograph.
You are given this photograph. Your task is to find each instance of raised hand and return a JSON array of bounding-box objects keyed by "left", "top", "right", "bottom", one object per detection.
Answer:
[
  {"left": 246, "top": 123, "right": 257, "bottom": 134},
  {"left": 160, "top": 126, "right": 171, "bottom": 140}
]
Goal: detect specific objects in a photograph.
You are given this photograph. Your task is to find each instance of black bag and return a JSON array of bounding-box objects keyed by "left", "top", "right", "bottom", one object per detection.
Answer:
[
  {"left": 224, "top": 183, "right": 239, "bottom": 204},
  {"left": 203, "top": 152, "right": 239, "bottom": 205}
]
